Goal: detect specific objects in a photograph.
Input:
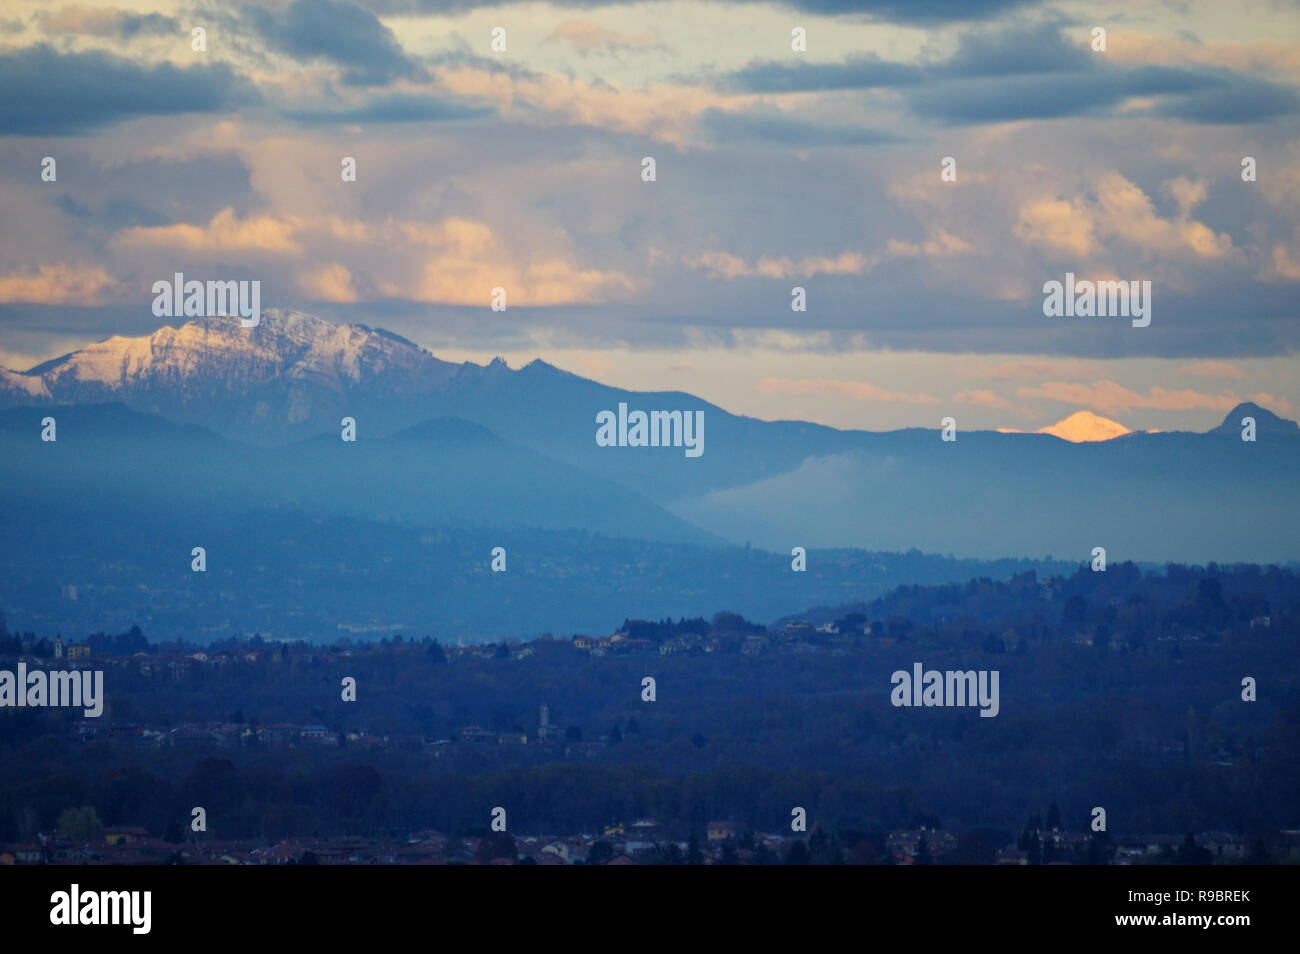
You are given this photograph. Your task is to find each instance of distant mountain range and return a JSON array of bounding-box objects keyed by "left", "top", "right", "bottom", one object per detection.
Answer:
[{"left": 0, "top": 310, "right": 1296, "bottom": 639}]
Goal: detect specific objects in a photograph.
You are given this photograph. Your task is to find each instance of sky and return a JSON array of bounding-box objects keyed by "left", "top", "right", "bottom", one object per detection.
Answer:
[{"left": 1, "top": 0, "right": 1298, "bottom": 432}]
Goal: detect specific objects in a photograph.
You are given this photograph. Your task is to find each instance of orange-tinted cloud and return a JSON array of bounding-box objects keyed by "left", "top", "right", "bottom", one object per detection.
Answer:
[{"left": 758, "top": 378, "right": 940, "bottom": 404}]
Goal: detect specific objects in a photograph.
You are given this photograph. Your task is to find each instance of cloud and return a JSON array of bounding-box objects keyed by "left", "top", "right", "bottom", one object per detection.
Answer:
[
  {"left": 244, "top": 0, "right": 421, "bottom": 87},
  {"left": 697, "top": 107, "right": 896, "bottom": 146},
  {"left": 1264, "top": 240, "right": 1300, "bottom": 281},
  {"left": 1178, "top": 361, "right": 1245, "bottom": 379},
  {"left": 434, "top": 65, "right": 727, "bottom": 143},
  {"left": 36, "top": 6, "right": 179, "bottom": 38},
  {"left": 546, "top": 20, "right": 665, "bottom": 56},
  {"left": 1247, "top": 393, "right": 1297, "bottom": 418},
  {"left": 965, "top": 359, "right": 1102, "bottom": 381},
  {"left": 952, "top": 389, "right": 1034, "bottom": 417},
  {"left": 114, "top": 208, "right": 302, "bottom": 255},
  {"left": 284, "top": 93, "right": 493, "bottom": 125},
  {"left": 683, "top": 229, "right": 966, "bottom": 280},
  {"left": 1014, "top": 174, "right": 1234, "bottom": 261},
  {"left": 416, "top": 251, "right": 636, "bottom": 307},
  {"left": 723, "top": 22, "right": 1296, "bottom": 126},
  {"left": 1014, "top": 198, "right": 1096, "bottom": 256},
  {"left": 0, "top": 44, "right": 259, "bottom": 135},
  {"left": 723, "top": 53, "right": 923, "bottom": 93},
  {"left": 1015, "top": 380, "right": 1244, "bottom": 413},
  {"left": 362, "top": 0, "right": 1033, "bottom": 23},
  {"left": 683, "top": 250, "right": 872, "bottom": 280},
  {"left": 0, "top": 265, "right": 119, "bottom": 305},
  {"left": 300, "top": 264, "right": 358, "bottom": 303},
  {"left": 758, "top": 378, "right": 940, "bottom": 404}
]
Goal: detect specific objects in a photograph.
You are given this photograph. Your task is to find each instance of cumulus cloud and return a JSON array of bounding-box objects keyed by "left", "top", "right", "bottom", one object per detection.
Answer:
[
  {"left": 114, "top": 207, "right": 302, "bottom": 255},
  {"left": 0, "top": 265, "right": 119, "bottom": 305}
]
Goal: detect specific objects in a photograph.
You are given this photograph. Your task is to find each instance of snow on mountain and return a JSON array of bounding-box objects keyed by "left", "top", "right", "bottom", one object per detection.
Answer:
[
  {"left": 0, "top": 310, "right": 470, "bottom": 441},
  {"left": 1037, "top": 411, "right": 1133, "bottom": 442}
]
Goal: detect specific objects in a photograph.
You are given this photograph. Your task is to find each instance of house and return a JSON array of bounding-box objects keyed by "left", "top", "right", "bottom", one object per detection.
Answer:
[
  {"left": 1250, "top": 615, "right": 1271, "bottom": 629},
  {"left": 300, "top": 725, "right": 336, "bottom": 745},
  {"left": 460, "top": 726, "right": 497, "bottom": 744},
  {"left": 104, "top": 827, "right": 148, "bottom": 846},
  {"left": 706, "top": 821, "right": 737, "bottom": 842},
  {"left": 541, "top": 841, "right": 570, "bottom": 863},
  {"left": 12, "top": 844, "right": 44, "bottom": 864},
  {"left": 572, "top": 635, "right": 596, "bottom": 650},
  {"left": 66, "top": 642, "right": 91, "bottom": 660}
]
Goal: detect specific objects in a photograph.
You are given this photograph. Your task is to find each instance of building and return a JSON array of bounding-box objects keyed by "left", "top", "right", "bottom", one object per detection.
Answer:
[
  {"left": 537, "top": 703, "right": 562, "bottom": 742},
  {"left": 707, "top": 821, "right": 737, "bottom": 842}
]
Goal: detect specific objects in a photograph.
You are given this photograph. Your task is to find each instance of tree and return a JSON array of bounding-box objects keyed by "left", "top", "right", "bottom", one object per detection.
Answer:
[
  {"left": 687, "top": 833, "right": 704, "bottom": 865},
  {"left": 784, "top": 840, "right": 810, "bottom": 865},
  {"left": 163, "top": 821, "right": 184, "bottom": 844},
  {"left": 427, "top": 639, "right": 447, "bottom": 664},
  {"left": 587, "top": 839, "right": 614, "bottom": 866},
  {"left": 57, "top": 806, "right": 104, "bottom": 843},
  {"left": 478, "top": 831, "right": 517, "bottom": 864},
  {"left": 915, "top": 835, "right": 933, "bottom": 865},
  {"left": 1063, "top": 595, "right": 1088, "bottom": 623},
  {"left": 1046, "top": 802, "right": 1061, "bottom": 831}
]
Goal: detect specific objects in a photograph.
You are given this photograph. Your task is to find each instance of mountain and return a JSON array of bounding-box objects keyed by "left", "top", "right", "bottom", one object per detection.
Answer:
[
  {"left": 0, "top": 406, "right": 1080, "bottom": 640},
  {"left": 3, "top": 310, "right": 1299, "bottom": 565},
  {"left": 1037, "top": 411, "right": 1132, "bottom": 442},
  {"left": 1, "top": 311, "right": 462, "bottom": 442},
  {"left": 0, "top": 310, "right": 853, "bottom": 502},
  {"left": 1210, "top": 401, "right": 1300, "bottom": 436},
  {"left": 0, "top": 402, "right": 711, "bottom": 545}
]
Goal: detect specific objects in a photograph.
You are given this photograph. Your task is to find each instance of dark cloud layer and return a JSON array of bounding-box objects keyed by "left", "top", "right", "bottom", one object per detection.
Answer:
[
  {"left": 244, "top": 0, "right": 422, "bottom": 86},
  {"left": 0, "top": 44, "right": 261, "bottom": 135},
  {"left": 357, "top": 0, "right": 1031, "bottom": 20},
  {"left": 699, "top": 107, "right": 897, "bottom": 145},
  {"left": 284, "top": 92, "right": 494, "bottom": 124},
  {"left": 725, "top": 21, "right": 1300, "bottom": 126}
]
